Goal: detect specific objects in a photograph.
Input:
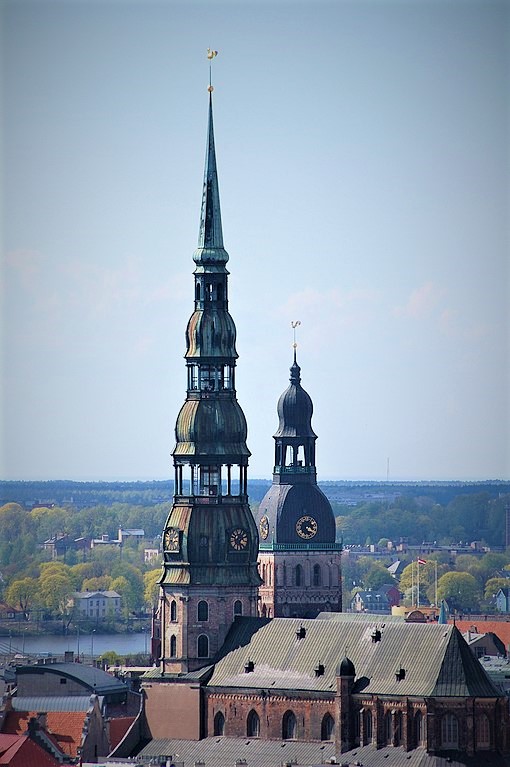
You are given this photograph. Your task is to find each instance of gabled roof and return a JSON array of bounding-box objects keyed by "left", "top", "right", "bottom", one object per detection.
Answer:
[
  {"left": 207, "top": 616, "right": 500, "bottom": 698},
  {"left": 2, "top": 710, "right": 86, "bottom": 758},
  {"left": 73, "top": 590, "right": 120, "bottom": 599},
  {"left": 0, "top": 734, "right": 60, "bottom": 766}
]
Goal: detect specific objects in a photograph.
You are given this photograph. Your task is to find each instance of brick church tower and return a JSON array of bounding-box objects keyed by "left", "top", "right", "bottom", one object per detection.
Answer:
[
  {"left": 256, "top": 349, "right": 342, "bottom": 618},
  {"left": 158, "top": 90, "right": 261, "bottom": 674}
]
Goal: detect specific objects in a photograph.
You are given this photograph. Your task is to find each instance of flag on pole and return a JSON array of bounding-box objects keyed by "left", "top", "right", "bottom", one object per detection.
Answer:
[{"left": 417, "top": 558, "right": 426, "bottom": 565}]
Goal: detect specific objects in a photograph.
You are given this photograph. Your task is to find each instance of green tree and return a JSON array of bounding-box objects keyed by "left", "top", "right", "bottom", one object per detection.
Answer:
[
  {"left": 363, "top": 562, "right": 392, "bottom": 590},
  {"left": 436, "top": 571, "right": 480, "bottom": 613},
  {"left": 81, "top": 576, "right": 113, "bottom": 592},
  {"left": 144, "top": 569, "right": 161, "bottom": 607},
  {"left": 5, "top": 577, "right": 40, "bottom": 619}
]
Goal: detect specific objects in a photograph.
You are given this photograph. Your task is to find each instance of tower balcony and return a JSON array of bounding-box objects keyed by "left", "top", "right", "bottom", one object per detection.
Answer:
[
  {"left": 173, "top": 494, "right": 248, "bottom": 505},
  {"left": 274, "top": 465, "right": 315, "bottom": 474},
  {"left": 259, "top": 541, "right": 343, "bottom": 551}
]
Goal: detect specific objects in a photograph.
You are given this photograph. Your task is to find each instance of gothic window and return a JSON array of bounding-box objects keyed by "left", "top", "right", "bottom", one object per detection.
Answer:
[
  {"left": 441, "top": 713, "right": 459, "bottom": 749},
  {"left": 363, "top": 709, "right": 373, "bottom": 744},
  {"left": 198, "top": 600, "right": 209, "bottom": 622},
  {"left": 261, "top": 604, "right": 267, "bottom": 618},
  {"left": 321, "top": 713, "right": 334, "bottom": 741},
  {"left": 295, "top": 564, "right": 303, "bottom": 587},
  {"left": 282, "top": 710, "right": 297, "bottom": 740},
  {"left": 197, "top": 634, "right": 209, "bottom": 658},
  {"left": 313, "top": 564, "right": 322, "bottom": 587},
  {"left": 247, "top": 709, "right": 260, "bottom": 737},
  {"left": 394, "top": 711, "right": 402, "bottom": 745},
  {"left": 233, "top": 600, "right": 243, "bottom": 618},
  {"left": 476, "top": 714, "right": 490, "bottom": 749},
  {"left": 262, "top": 563, "right": 267, "bottom": 583},
  {"left": 384, "top": 711, "right": 393, "bottom": 744},
  {"left": 170, "top": 635, "right": 177, "bottom": 657},
  {"left": 170, "top": 600, "right": 177, "bottom": 622},
  {"left": 214, "top": 711, "right": 225, "bottom": 736},
  {"left": 414, "top": 711, "right": 424, "bottom": 746},
  {"left": 195, "top": 283, "right": 201, "bottom": 302}
]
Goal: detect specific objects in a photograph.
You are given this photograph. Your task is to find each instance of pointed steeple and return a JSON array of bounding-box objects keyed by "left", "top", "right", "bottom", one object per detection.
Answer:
[{"left": 194, "top": 93, "right": 229, "bottom": 267}]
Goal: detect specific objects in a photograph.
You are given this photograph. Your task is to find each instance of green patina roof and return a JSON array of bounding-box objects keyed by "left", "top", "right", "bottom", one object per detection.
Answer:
[{"left": 206, "top": 616, "right": 501, "bottom": 698}]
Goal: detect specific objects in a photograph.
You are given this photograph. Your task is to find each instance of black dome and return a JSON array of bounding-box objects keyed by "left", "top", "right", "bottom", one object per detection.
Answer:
[
  {"left": 274, "top": 359, "right": 316, "bottom": 439},
  {"left": 337, "top": 656, "right": 356, "bottom": 677}
]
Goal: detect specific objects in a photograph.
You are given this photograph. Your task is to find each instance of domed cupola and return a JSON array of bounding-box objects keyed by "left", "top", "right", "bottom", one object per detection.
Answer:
[
  {"left": 257, "top": 346, "right": 337, "bottom": 547},
  {"left": 275, "top": 353, "right": 317, "bottom": 440}
]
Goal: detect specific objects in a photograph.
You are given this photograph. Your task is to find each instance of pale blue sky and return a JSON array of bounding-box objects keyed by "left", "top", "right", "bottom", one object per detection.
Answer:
[{"left": 2, "top": 0, "right": 509, "bottom": 481}]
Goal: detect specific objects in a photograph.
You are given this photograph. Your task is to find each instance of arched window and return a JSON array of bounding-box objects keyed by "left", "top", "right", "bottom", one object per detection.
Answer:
[
  {"left": 476, "top": 714, "right": 490, "bottom": 749},
  {"left": 313, "top": 564, "right": 322, "bottom": 587},
  {"left": 363, "top": 709, "right": 373, "bottom": 744},
  {"left": 214, "top": 711, "right": 225, "bottom": 736},
  {"left": 195, "top": 282, "right": 201, "bottom": 302},
  {"left": 414, "top": 711, "right": 424, "bottom": 746},
  {"left": 217, "top": 283, "right": 224, "bottom": 302},
  {"left": 233, "top": 600, "right": 243, "bottom": 618},
  {"left": 170, "top": 600, "right": 177, "bottom": 622},
  {"left": 170, "top": 635, "right": 176, "bottom": 657},
  {"left": 321, "top": 713, "right": 334, "bottom": 741},
  {"left": 441, "top": 713, "right": 459, "bottom": 749},
  {"left": 261, "top": 604, "right": 267, "bottom": 618},
  {"left": 282, "top": 710, "right": 297, "bottom": 740},
  {"left": 394, "top": 711, "right": 402, "bottom": 745},
  {"left": 262, "top": 563, "right": 267, "bottom": 583},
  {"left": 384, "top": 711, "right": 393, "bottom": 744},
  {"left": 198, "top": 600, "right": 209, "bottom": 622},
  {"left": 197, "top": 634, "right": 209, "bottom": 658},
  {"left": 295, "top": 564, "right": 303, "bottom": 587},
  {"left": 247, "top": 709, "right": 260, "bottom": 737}
]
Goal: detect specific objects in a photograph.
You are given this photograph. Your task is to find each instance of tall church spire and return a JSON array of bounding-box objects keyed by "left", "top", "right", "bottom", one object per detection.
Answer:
[
  {"left": 196, "top": 94, "right": 225, "bottom": 253},
  {"left": 158, "top": 82, "right": 260, "bottom": 674}
]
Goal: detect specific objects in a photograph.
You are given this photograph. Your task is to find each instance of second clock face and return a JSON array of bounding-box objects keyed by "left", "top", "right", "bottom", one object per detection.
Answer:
[
  {"left": 296, "top": 515, "right": 318, "bottom": 539},
  {"left": 230, "top": 527, "right": 249, "bottom": 551},
  {"left": 164, "top": 527, "right": 180, "bottom": 552},
  {"left": 259, "top": 515, "right": 269, "bottom": 540}
]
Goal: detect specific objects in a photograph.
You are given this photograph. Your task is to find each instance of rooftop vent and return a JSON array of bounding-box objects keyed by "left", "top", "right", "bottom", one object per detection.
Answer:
[
  {"left": 296, "top": 625, "right": 306, "bottom": 640},
  {"left": 371, "top": 628, "right": 381, "bottom": 643},
  {"left": 244, "top": 659, "right": 255, "bottom": 673},
  {"left": 395, "top": 667, "right": 406, "bottom": 681},
  {"left": 314, "top": 662, "right": 325, "bottom": 677}
]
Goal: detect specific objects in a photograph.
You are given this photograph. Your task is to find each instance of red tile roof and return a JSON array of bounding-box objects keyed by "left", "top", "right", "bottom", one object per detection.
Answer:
[
  {"left": 449, "top": 619, "right": 510, "bottom": 651},
  {"left": 2, "top": 710, "right": 85, "bottom": 758},
  {"left": 109, "top": 716, "right": 135, "bottom": 750},
  {"left": 0, "top": 733, "right": 60, "bottom": 766}
]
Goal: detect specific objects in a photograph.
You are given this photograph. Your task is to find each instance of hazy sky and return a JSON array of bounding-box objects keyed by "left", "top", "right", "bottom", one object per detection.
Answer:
[{"left": 2, "top": 0, "right": 509, "bottom": 482}]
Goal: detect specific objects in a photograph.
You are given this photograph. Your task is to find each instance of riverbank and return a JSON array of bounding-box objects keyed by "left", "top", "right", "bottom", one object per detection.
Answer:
[{"left": 0, "top": 619, "right": 151, "bottom": 638}]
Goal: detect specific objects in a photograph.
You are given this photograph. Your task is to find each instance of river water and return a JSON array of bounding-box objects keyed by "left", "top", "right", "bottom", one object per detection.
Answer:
[{"left": 0, "top": 631, "right": 148, "bottom": 659}]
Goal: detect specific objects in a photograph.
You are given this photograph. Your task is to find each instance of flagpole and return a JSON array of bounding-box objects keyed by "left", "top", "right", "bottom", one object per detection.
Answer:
[
  {"left": 417, "top": 558, "right": 420, "bottom": 608},
  {"left": 435, "top": 560, "right": 438, "bottom": 609}
]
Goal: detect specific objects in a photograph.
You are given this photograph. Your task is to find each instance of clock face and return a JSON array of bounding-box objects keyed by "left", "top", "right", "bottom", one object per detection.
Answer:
[
  {"left": 259, "top": 515, "right": 269, "bottom": 540},
  {"left": 230, "top": 527, "right": 249, "bottom": 551},
  {"left": 164, "top": 527, "right": 180, "bottom": 552},
  {"left": 296, "top": 515, "right": 318, "bottom": 540}
]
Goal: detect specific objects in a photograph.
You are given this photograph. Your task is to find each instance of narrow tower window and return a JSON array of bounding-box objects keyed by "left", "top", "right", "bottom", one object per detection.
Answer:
[
  {"left": 233, "top": 600, "right": 243, "bottom": 618},
  {"left": 170, "top": 600, "right": 177, "bottom": 622},
  {"left": 170, "top": 635, "right": 177, "bottom": 657},
  {"left": 295, "top": 564, "right": 303, "bottom": 587},
  {"left": 197, "top": 634, "right": 209, "bottom": 658},
  {"left": 321, "top": 713, "right": 334, "bottom": 741},
  {"left": 197, "top": 600, "right": 209, "bottom": 622},
  {"left": 313, "top": 564, "right": 322, "bottom": 587}
]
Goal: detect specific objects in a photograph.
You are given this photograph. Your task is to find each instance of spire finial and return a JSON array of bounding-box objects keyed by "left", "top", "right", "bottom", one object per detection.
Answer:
[
  {"left": 207, "top": 49, "right": 218, "bottom": 93},
  {"left": 291, "top": 320, "right": 301, "bottom": 363}
]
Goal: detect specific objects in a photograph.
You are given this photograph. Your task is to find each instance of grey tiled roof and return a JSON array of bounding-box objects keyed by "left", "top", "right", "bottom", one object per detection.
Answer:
[
  {"left": 137, "top": 735, "right": 335, "bottom": 766},
  {"left": 207, "top": 617, "right": 500, "bottom": 698},
  {"left": 11, "top": 695, "right": 98, "bottom": 711},
  {"left": 136, "top": 738, "right": 510, "bottom": 767}
]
